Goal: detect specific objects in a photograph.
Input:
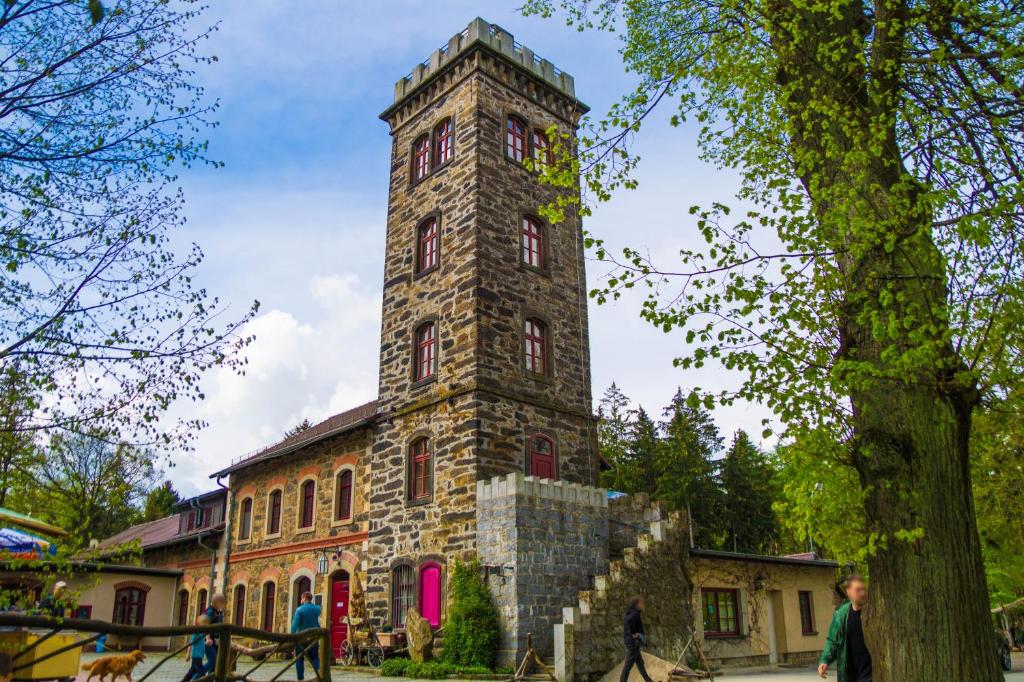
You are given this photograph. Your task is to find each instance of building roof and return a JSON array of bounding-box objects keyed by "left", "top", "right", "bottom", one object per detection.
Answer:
[
  {"left": 0, "top": 560, "right": 182, "bottom": 578},
  {"left": 94, "top": 515, "right": 181, "bottom": 551},
  {"left": 174, "top": 488, "right": 226, "bottom": 511},
  {"left": 689, "top": 547, "right": 840, "bottom": 569},
  {"left": 211, "top": 400, "right": 379, "bottom": 478},
  {"left": 0, "top": 507, "right": 67, "bottom": 537}
]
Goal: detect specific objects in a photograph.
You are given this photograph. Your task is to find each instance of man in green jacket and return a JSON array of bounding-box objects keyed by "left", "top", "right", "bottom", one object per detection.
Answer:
[{"left": 818, "top": 575, "right": 872, "bottom": 681}]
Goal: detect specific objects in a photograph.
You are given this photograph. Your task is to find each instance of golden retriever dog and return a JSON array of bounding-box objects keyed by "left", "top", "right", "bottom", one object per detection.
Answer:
[{"left": 81, "top": 649, "right": 146, "bottom": 682}]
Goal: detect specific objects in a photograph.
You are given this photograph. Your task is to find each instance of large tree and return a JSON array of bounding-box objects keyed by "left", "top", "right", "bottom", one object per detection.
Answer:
[
  {"left": 720, "top": 430, "right": 779, "bottom": 554},
  {"left": 526, "top": 0, "right": 1020, "bottom": 678},
  {"left": 0, "top": 0, "right": 256, "bottom": 447}
]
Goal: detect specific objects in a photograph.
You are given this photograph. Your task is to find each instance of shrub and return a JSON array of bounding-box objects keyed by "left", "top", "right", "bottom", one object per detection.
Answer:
[
  {"left": 441, "top": 557, "right": 501, "bottom": 669},
  {"left": 380, "top": 658, "right": 412, "bottom": 677},
  {"left": 404, "top": 661, "right": 449, "bottom": 679}
]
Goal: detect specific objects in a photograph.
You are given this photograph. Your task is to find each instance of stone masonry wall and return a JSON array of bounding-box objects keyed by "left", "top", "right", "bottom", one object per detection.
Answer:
[{"left": 477, "top": 473, "right": 609, "bottom": 666}]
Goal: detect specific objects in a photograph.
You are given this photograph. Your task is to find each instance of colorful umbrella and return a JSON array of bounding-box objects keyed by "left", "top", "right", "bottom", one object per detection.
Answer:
[{"left": 0, "top": 527, "right": 57, "bottom": 558}]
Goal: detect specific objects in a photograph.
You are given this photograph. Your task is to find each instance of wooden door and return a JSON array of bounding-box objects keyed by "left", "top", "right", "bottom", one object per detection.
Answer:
[
  {"left": 329, "top": 573, "right": 350, "bottom": 658},
  {"left": 419, "top": 563, "right": 441, "bottom": 628},
  {"left": 528, "top": 435, "right": 555, "bottom": 479}
]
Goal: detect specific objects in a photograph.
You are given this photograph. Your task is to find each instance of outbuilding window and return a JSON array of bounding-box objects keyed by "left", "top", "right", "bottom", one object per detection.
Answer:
[
  {"left": 702, "top": 588, "right": 739, "bottom": 637},
  {"left": 113, "top": 587, "right": 147, "bottom": 626},
  {"left": 798, "top": 591, "right": 815, "bottom": 634}
]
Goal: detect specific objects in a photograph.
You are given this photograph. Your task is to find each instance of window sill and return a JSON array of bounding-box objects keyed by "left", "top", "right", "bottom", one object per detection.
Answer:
[
  {"left": 331, "top": 517, "right": 354, "bottom": 529},
  {"left": 703, "top": 633, "right": 743, "bottom": 640},
  {"left": 295, "top": 526, "right": 316, "bottom": 535},
  {"left": 409, "top": 162, "right": 450, "bottom": 190},
  {"left": 518, "top": 262, "right": 551, "bottom": 279},
  {"left": 236, "top": 538, "right": 251, "bottom": 547},
  {"left": 524, "top": 370, "right": 555, "bottom": 385},
  {"left": 413, "top": 264, "right": 439, "bottom": 281},
  {"left": 406, "top": 496, "right": 433, "bottom": 508},
  {"left": 802, "top": 631, "right": 818, "bottom": 636},
  {"left": 264, "top": 532, "right": 282, "bottom": 541},
  {"left": 411, "top": 375, "right": 437, "bottom": 390}
]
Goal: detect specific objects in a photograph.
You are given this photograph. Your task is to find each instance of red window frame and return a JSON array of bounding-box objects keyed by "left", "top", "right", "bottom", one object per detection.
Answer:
[
  {"left": 506, "top": 116, "right": 527, "bottom": 162},
  {"left": 524, "top": 318, "right": 547, "bottom": 375},
  {"left": 186, "top": 511, "right": 196, "bottom": 532},
  {"left": 521, "top": 216, "right": 544, "bottom": 269},
  {"left": 412, "top": 134, "right": 430, "bottom": 181},
  {"left": 417, "top": 218, "right": 439, "bottom": 273},
  {"left": 299, "top": 479, "right": 315, "bottom": 528},
  {"left": 268, "top": 489, "right": 282, "bottom": 534},
  {"left": 391, "top": 564, "right": 416, "bottom": 628},
  {"left": 233, "top": 584, "right": 246, "bottom": 626},
  {"left": 434, "top": 119, "right": 453, "bottom": 166},
  {"left": 702, "top": 588, "right": 740, "bottom": 637},
  {"left": 177, "top": 589, "right": 190, "bottom": 626},
  {"left": 293, "top": 576, "right": 312, "bottom": 611},
  {"left": 798, "top": 591, "right": 815, "bottom": 634},
  {"left": 533, "top": 129, "right": 552, "bottom": 165},
  {"left": 415, "top": 322, "right": 436, "bottom": 381},
  {"left": 239, "top": 498, "right": 252, "bottom": 540},
  {"left": 113, "top": 587, "right": 146, "bottom": 626},
  {"left": 409, "top": 438, "right": 432, "bottom": 501},
  {"left": 197, "top": 589, "right": 208, "bottom": 618},
  {"left": 261, "top": 583, "right": 276, "bottom": 632},
  {"left": 335, "top": 469, "right": 353, "bottom": 521}
]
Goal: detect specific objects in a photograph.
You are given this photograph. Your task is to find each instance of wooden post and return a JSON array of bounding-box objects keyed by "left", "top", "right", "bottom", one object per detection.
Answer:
[
  {"left": 214, "top": 630, "right": 231, "bottom": 682},
  {"left": 320, "top": 629, "right": 332, "bottom": 682}
]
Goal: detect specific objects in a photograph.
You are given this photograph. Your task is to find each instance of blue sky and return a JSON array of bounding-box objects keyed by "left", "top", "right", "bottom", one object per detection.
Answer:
[{"left": 166, "top": 1, "right": 767, "bottom": 495}]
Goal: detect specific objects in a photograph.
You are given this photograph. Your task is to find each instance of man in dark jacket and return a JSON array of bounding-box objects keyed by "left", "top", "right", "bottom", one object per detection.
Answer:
[
  {"left": 818, "top": 575, "right": 872, "bottom": 682},
  {"left": 620, "top": 596, "right": 654, "bottom": 682}
]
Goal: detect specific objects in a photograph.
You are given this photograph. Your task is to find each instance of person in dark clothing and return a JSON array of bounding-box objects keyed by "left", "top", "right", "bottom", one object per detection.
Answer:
[
  {"left": 38, "top": 581, "right": 68, "bottom": 617},
  {"left": 202, "top": 594, "right": 226, "bottom": 674},
  {"left": 819, "top": 575, "right": 872, "bottom": 681},
  {"left": 620, "top": 596, "right": 654, "bottom": 682}
]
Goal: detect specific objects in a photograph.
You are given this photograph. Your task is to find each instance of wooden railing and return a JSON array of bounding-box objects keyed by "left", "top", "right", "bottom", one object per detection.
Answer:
[{"left": 0, "top": 614, "right": 331, "bottom": 682}]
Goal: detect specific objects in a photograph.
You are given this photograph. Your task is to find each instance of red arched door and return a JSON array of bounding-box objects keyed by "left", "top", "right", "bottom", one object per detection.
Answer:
[
  {"left": 528, "top": 434, "right": 556, "bottom": 480},
  {"left": 419, "top": 563, "right": 441, "bottom": 628},
  {"left": 329, "top": 572, "right": 349, "bottom": 658}
]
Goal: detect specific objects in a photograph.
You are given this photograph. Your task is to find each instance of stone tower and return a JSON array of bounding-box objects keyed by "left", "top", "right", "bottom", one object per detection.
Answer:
[{"left": 365, "top": 18, "right": 597, "bottom": 621}]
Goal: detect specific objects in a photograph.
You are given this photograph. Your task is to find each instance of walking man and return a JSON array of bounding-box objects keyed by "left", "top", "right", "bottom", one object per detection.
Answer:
[
  {"left": 620, "top": 596, "right": 654, "bottom": 682},
  {"left": 818, "top": 575, "right": 872, "bottom": 681},
  {"left": 203, "top": 594, "right": 226, "bottom": 674},
  {"left": 292, "top": 591, "right": 322, "bottom": 681}
]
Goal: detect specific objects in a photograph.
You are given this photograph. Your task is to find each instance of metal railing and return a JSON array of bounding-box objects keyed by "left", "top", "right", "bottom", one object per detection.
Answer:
[{"left": 0, "top": 614, "right": 331, "bottom": 682}]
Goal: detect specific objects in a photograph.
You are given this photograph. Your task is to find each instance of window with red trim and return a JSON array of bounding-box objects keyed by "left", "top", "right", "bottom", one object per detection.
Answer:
[
  {"left": 412, "top": 134, "right": 430, "bottom": 181},
  {"left": 268, "top": 490, "right": 282, "bottom": 534},
  {"left": 506, "top": 116, "right": 527, "bottom": 162},
  {"left": 533, "top": 129, "right": 552, "bottom": 165},
  {"left": 415, "top": 322, "right": 436, "bottom": 381},
  {"left": 196, "top": 589, "right": 208, "bottom": 618},
  {"left": 177, "top": 589, "right": 190, "bottom": 626},
  {"left": 113, "top": 587, "right": 146, "bottom": 626},
  {"left": 239, "top": 498, "right": 252, "bottom": 540},
  {"left": 299, "top": 480, "right": 315, "bottom": 528},
  {"left": 524, "top": 318, "right": 547, "bottom": 375},
  {"left": 521, "top": 216, "right": 544, "bottom": 269},
  {"left": 233, "top": 584, "right": 246, "bottom": 626},
  {"left": 335, "top": 469, "right": 353, "bottom": 521},
  {"left": 261, "top": 583, "right": 276, "bottom": 632},
  {"left": 702, "top": 588, "right": 739, "bottom": 636},
  {"left": 434, "top": 119, "right": 453, "bottom": 166},
  {"left": 417, "top": 218, "right": 439, "bottom": 273},
  {"left": 409, "top": 438, "right": 432, "bottom": 501}
]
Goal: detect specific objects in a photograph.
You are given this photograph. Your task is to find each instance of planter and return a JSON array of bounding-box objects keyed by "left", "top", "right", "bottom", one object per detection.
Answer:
[{"left": 377, "top": 631, "right": 406, "bottom": 648}]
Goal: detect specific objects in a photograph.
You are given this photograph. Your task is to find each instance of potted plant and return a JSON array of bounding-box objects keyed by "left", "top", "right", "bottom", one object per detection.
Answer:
[{"left": 377, "top": 625, "right": 406, "bottom": 648}]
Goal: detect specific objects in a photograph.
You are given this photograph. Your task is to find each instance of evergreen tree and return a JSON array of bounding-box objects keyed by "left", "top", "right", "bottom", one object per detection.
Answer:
[
  {"left": 284, "top": 418, "right": 315, "bottom": 439},
  {"left": 617, "top": 408, "right": 660, "bottom": 495},
  {"left": 0, "top": 364, "right": 41, "bottom": 508},
  {"left": 720, "top": 430, "right": 778, "bottom": 554},
  {"left": 143, "top": 481, "right": 182, "bottom": 522},
  {"left": 596, "top": 382, "right": 633, "bottom": 489}
]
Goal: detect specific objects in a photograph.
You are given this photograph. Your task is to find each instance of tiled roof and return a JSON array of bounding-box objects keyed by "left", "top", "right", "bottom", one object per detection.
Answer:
[
  {"left": 95, "top": 515, "right": 180, "bottom": 551},
  {"left": 211, "top": 400, "right": 379, "bottom": 477}
]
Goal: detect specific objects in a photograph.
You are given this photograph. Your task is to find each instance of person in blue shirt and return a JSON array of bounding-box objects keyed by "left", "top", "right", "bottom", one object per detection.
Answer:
[
  {"left": 202, "top": 594, "right": 226, "bottom": 674},
  {"left": 291, "top": 592, "right": 322, "bottom": 681},
  {"left": 181, "top": 614, "right": 210, "bottom": 682}
]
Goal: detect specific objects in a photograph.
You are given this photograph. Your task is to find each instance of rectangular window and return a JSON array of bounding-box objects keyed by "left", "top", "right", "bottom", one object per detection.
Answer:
[
  {"left": 409, "top": 438, "right": 432, "bottom": 501},
  {"left": 521, "top": 217, "right": 543, "bottom": 269},
  {"left": 391, "top": 565, "right": 416, "bottom": 628},
  {"left": 533, "top": 130, "right": 552, "bottom": 166},
  {"left": 702, "top": 588, "right": 739, "bottom": 637},
  {"left": 434, "top": 120, "right": 453, "bottom": 166},
  {"left": 798, "top": 591, "right": 815, "bottom": 634},
  {"left": 268, "top": 490, "right": 282, "bottom": 534},
  {"left": 300, "top": 480, "right": 315, "bottom": 528},
  {"left": 413, "top": 135, "right": 430, "bottom": 181},
  {"left": 336, "top": 470, "right": 353, "bottom": 521},
  {"left": 239, "top": 498, "right": 252, "bottom": 540},
  {"left": 506, "top": 116, "right": 526, "bottom": 162},
  {"left": 415, "top": 322, "right": 436, "bottom": 381},
  {"left": 417, "top": 218, "right": 439, "bottom": 273}
]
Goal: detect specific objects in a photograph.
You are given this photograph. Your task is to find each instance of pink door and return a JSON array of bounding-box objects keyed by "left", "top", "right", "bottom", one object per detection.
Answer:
[
  {"left": 419, "top": 563, "right": 441, "bottom": 628},
  {"left": 330, "top": 574, "right": 349, "bottom": 658}
]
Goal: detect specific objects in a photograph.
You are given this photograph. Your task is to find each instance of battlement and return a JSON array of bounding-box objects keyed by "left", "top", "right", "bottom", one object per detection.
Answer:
[
  {"left": 476, "top": 471, "right": 608, "bottom": 508},
  {"left": 390, "top": 17, "right": 579, "bottom": 106}
]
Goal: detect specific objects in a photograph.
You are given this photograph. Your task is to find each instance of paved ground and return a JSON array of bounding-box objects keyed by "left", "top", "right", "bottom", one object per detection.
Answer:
[{"left": 74, "top": 651, "right": 1024, "bottom": 682}]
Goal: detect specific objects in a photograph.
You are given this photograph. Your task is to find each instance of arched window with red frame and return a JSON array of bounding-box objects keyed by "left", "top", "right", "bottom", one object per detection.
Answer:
[
  {"left": 196, "top": 589, "right": 208, "bottom": 619},
  {"left": 412, "top": 134, "right": 430, "bottom": 182},
  {"left": 177, "top": 589, "right": 190, "bottom": 626},
  {"left": 528, "top": 434, "right": 556, "bottom": 480},
  {"left": 521, "top": 216, "right": 544, "bottom": 269},
  {"left": 415, "top": 322, "right": 436, "bottom": 382},
  {"left": 335, "top": 469, "right": 353, "bottom": 521},
  {"left": 239, "top": 497, "right": 252, "bottom": 540},
  {"left": 417, "top": 217, "right": 439, "bottom": 273},
  {"left": 299, "top": 479, "right": 315, "bottom": 528},
  {"left": 293, "top": 576, "right": 312, "bottom": 611},
  {"left": 261, "top": 582, "right": 276, "bottom": 632},
  {"left": 408, "top": 437, "right": 432, "bottom": 501},
  {"left": 434, "top": 119, "right": 453, "bottom": 166},
  {"left": 267, "top": 489, "right": 282, "bottom": 534},
  {"left": 506, "top": 116, "right": 527, "bottom": 162},
  {"left": 232, "top": 584, "right": 246, "bottom": 626},
  {"left": 524, "top": 318, "right": 547, "bottom": 375},
  {"left": 533, "top": 129, "right": 552, "bottom": 166},
  {"left": 113, "top": 586, "right": 147, "bottom": 626}
]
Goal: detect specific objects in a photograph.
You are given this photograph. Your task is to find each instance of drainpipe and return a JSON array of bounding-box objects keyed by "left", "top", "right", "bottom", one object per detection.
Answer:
[
  {"left": 216, "top": 475, "right": 234, "bottom": 595},
  {"left": 190, "top": 497, "right": 219, "bottom": 591}
]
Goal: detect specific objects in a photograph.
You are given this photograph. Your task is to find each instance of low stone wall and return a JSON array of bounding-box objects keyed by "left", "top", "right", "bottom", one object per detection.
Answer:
[
  {"left": 477, "top": 473, "right": 610, "bottom": 666},
  {"left": 607, "top": 493, "right": 664, "bottom": 557}
]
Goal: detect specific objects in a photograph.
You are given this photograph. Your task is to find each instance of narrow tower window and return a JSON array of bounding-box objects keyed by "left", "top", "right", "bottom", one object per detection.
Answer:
[
  {"left": 506, "top": 116, "right": 527, "bottom": 162},
  {"left": 415, "top": 322, "right": 436, "bottom": 381},
  {"left": 417, "top": 217, "right": 439, "bottom": 273},
  {"left": 408, "top": 437, "right": 432, "bottom": 501},
  {"left": 521, "top": 216, "right": 544, "bottom": 269},
  {"left": 533, "top": 129, "right": 552, "bottom": 166},
  {"left": 524, "top": 318, "right": 547, "bottom": 375},
  {"left": 434, "top": 119, "right": 453, "bottom": 166},
  {"left": 412, "top": 134, "right": 430, "bottom": 182}
]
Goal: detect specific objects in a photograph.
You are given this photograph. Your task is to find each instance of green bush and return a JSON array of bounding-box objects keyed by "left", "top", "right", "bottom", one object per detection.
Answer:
[
  {"left": 404, "top": 661, "right": 449, "bottom": 679},
  {"left": 380, "top": 658, "right": 412, "bottom": 677},
  {"left": 441, "top": 557, "right": 501, "bottom": 669}
]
